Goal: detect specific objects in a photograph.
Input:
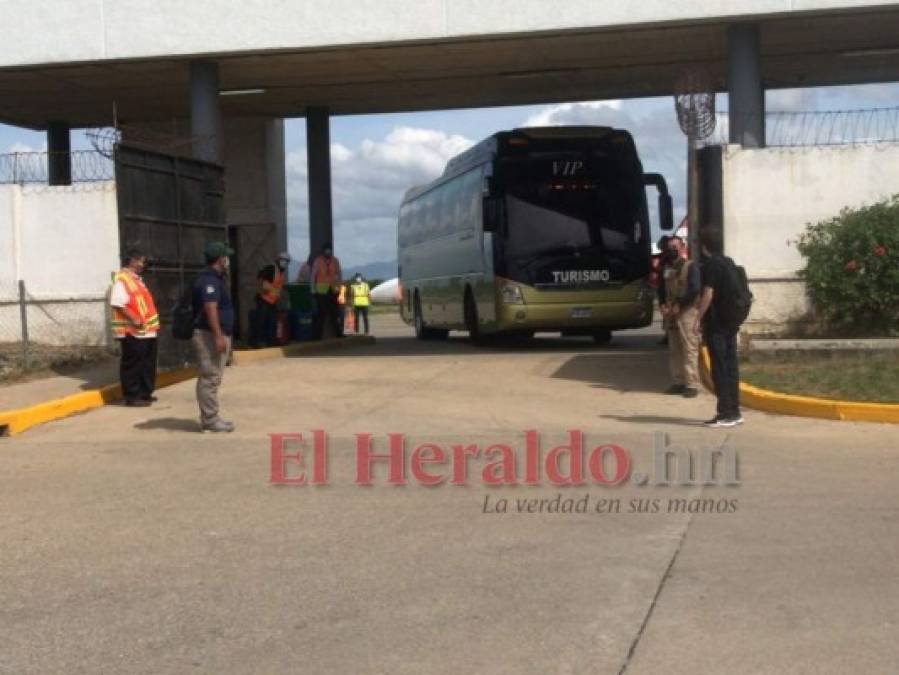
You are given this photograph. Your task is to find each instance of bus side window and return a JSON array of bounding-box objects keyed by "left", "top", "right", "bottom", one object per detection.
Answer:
[
  {"left": 441, "top": 176, "right": 465, "bottom": 234},
  {"left": 464, "top": 169, "right": 483, "bottom": 232}
]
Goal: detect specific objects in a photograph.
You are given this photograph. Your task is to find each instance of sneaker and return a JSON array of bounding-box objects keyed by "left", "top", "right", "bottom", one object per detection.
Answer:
[
  {"left": 682, "top": 388, "right": 699, "bottom": 399},
  {"left": 665, "top": 385, "right": 686, "bottom": 395},
  {"left": 201, "top": 419, "right": 235, "bottom": 433},
  {"left": 731, "top": 416, "right": 744, "bottom": 426},
  {"left": 125, "top": 399, "right": 151, "bottom": 407},
  {"left": 706, "top": 417, "right": 740, "bottom": 428},
  {"left": 703, "top": 415, "right": 722, "bottom": 427}
]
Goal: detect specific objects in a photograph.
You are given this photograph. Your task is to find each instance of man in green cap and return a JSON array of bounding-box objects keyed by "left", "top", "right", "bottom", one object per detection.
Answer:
[{"left": 191, "top": 241, "right": 236, "bottom": 432}]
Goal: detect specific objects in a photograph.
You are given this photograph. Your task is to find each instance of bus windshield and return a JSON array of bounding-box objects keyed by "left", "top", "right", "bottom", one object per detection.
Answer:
[{"left": 499, "top": 154, "right": 645, "bottom": 262}]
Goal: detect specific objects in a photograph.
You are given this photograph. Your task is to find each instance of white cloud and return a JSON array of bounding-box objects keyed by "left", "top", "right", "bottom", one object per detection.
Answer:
[
  {"left": 6, "top": 141, "right": 41, "bottom": 154},
  {"left": 524, "top": 100, "right": 623, "bottom": 127},
  {"left": 286, "top": 126, "right": 474, "bottom": 268}
]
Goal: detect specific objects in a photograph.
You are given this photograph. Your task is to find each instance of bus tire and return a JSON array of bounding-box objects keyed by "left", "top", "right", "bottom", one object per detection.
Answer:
[
  {"left": 464, "top": 290, "right": 485, "bottom": 345},
  {"left": 592, "top": 329, "right": 613, "bottom": 345},
  {"left": 414, "top": 293, "right": 448, "bottom": 341}
]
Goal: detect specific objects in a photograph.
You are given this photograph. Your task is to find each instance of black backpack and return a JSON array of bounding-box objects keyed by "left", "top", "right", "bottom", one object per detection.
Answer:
[
  {"left": 171, "top": 283, "right": 197, "bottom": 340},
  {"left": 715, "top": 256, "right": 753, "bottom": 331}
]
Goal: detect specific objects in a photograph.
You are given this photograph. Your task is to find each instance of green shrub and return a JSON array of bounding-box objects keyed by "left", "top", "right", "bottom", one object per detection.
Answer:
[{"left": 796, "top": 196, "right": 899, "bottom": 335}]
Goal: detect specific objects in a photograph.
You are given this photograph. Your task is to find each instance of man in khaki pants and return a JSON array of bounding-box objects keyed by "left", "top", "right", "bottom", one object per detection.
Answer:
[
  {"left": 191, "top": 241, "right": 236, "bottom": 432},
  {"left": 659, "top": 236, "right": 701, "bottom": 398}
]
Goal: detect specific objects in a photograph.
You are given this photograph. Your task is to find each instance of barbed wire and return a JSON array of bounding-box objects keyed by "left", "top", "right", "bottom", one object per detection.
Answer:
[
  {"left": 88, "top": 124, "right": 218, "bottom": 160},
  {"left": 702, "top": 106, "right": 899, "bottom": 148},
  {"left": 0, "top": 151, "right": 114, "bottom": 184}
]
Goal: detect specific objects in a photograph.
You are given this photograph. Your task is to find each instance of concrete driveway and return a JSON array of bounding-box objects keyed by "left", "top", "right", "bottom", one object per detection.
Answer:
[{"left": 1, "top": 314, "right": 896, "bottom": 674}]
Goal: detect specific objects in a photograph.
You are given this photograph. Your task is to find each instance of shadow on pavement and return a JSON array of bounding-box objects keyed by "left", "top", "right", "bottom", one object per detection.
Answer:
[
  {"left": 294, "top": 333, "right": 666, "bottom": 359},
  {"left": 134, "top": 417, "right": 200, "bottom": 433},
  {"left": 552, "top": 351, "right": 669, "bottom": 394},
  {"left": 599, "top": 414, "right": 704, "bottom": 426}
]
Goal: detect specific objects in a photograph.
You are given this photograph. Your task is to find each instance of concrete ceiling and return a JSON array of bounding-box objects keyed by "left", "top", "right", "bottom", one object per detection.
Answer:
[{"left": 1, "top": 8, "right": 899, "bottom": 129}]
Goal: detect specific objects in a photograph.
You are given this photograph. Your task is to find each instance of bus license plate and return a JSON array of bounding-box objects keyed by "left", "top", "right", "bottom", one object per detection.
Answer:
[{"left": 570, "top": 307, "right": 592, "bottom": 319}]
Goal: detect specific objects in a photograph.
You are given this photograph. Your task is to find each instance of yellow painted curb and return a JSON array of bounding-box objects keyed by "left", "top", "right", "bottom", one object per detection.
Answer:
[
  {"left": 230, "top": 335, "right": 376, "bottom": 365},
  {"left": 700, "top": 348, "right": 899, "bottom": 424},
  {"left": 0, "top": 336, "right": 378, "bottom": 436},
  {"left": 0, "top": 367, "right": 197, "bottom": 437}
]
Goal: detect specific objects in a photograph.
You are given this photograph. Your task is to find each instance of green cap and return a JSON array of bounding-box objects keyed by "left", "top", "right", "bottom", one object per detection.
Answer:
[{"left": 204, "top": 241, "right": 235, "bottom": 259}]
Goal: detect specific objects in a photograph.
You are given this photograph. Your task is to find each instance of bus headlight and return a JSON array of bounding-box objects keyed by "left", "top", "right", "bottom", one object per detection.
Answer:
[{"left": 501, "top": 284, "right": 525, "bottom": 305}]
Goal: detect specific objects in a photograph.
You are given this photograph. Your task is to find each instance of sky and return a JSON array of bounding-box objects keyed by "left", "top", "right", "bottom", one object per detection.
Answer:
[{"left": 3, "top": 82, "right": 898, "bottom": 269}]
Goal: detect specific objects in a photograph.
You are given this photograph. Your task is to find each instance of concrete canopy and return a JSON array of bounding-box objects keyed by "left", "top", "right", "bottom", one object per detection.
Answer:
[{"left": 1, "top": 3, "right": 899, "bottom": 129}]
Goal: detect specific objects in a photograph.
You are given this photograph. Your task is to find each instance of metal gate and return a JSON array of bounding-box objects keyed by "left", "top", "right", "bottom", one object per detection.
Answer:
[
  {"left": 114, "top": 144, "right": 226, "bottom": 368},
  {"left": 229, "top": 222, "right": 278, "bottom": 341}
]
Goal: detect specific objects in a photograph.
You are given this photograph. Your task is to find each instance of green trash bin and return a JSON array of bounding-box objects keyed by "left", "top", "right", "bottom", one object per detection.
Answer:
[{"left": 286, "top": 283, "right": 315, "bottom": 312}]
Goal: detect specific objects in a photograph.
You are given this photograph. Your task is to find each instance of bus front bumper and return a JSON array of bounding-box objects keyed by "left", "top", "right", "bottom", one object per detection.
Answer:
[{"left": 496, "top": 298, "right": 654, "bottom": 332}]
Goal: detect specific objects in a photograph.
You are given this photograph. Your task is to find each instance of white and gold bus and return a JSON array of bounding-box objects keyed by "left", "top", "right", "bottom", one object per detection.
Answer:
[{"left": 398, "top": 126, "right": 674, "bottom": 343}]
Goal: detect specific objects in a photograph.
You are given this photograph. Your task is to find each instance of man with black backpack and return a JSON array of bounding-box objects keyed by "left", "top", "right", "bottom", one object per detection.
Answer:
[{"left": 694, "top": 228, "right": 753, "bottom": 428}]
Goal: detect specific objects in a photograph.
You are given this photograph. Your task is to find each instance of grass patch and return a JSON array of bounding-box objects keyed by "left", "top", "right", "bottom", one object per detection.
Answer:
[
  {"left": 741, "top": 353, "right": 899, "bottom": 404},
  {"left": 0, "top": 343, "right": 114, "bottom": 385}
]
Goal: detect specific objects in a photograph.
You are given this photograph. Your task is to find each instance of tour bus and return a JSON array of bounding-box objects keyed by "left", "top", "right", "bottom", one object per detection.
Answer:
[{"left": 398, "top": 126, "right": 674, "bottom": 342}]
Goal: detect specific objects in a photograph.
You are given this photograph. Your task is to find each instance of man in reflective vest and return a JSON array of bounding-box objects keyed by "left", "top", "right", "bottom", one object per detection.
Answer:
[
  {"left": 350, "top": 273, "right": 371, "bottom": 335},
  {"left": 251, "top": 251, "right": 290, "bottom": 348},
  {"left": 109, "top": 248, "right": 160, "bottom": 407},
  {"left": 309, "top": 243, "right": 343, "bottom": 339}
]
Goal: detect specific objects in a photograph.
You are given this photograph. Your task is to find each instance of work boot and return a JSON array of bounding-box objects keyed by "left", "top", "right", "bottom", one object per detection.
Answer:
[
  {"left": 125, "top": 399, "right": 151, "bottom": 407},
  {"left": 682, "top": 388, "right": 699, "bottom": 398},
  {"left": 664, "top": 384, "right": 686, "bottom": 395},
  {"left": 201, "top": 419, "right": 235, "bottom": 433}
]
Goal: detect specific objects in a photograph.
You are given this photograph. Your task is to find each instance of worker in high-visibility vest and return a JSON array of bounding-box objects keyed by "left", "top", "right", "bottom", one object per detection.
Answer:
[
  {"left": 109, "top": 247, "right": 160, "bottom": 407},
  {"left": 251, "top": 251, "right": 290, "bottom": 347},
  {"left": 350, "top": 273, "right": 371, "bottom": 335},
  {"left": 309, "top": 243, "right": 343, "bottom": 339}
]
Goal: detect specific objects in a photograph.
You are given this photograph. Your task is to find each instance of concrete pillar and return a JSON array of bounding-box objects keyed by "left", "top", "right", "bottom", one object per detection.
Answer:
[
  {"left": 223, "top": 117, "right": 288, "bottom": 339},
  {"left": 727, "top": 24, "right": 765, "bottom": 148},
  {"left": 47, "top": 121, "right": 71, "bottom": 186},
  {"left": 190, "top": 61, "right": 223, "bottom": 163},
  {"left": 306, "top": 107, "right": 333, "bottom": 256}
]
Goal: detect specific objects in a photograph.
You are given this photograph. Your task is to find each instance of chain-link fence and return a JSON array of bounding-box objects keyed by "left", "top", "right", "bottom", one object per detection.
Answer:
[{"left": 0, "top": 278, "right": 113, "bottom": 381}]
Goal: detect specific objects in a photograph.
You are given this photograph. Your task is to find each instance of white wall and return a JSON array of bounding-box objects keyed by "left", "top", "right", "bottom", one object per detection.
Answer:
[
  {"left": 0, "top": 182, "right": 119, "bottom": 345},
  {"left": 0, "top": 0, "right": 893, "bottom": 67},
  {"left": 721, "top": 144, "right": 899, "bottom": 333}
]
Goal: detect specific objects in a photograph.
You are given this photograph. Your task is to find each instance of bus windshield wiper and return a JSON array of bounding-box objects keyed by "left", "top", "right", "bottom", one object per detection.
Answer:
[{"left": 513, "top": 244, "right": 583, "bottom": 269}]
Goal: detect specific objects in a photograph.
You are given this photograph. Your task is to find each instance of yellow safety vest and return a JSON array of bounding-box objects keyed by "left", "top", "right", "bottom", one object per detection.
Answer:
[
  {"left": 351, "top": 282, "right": 370, "bottom": 307},
  {"left": 110, "top": 270, "right": 160, "bottom": 339}
]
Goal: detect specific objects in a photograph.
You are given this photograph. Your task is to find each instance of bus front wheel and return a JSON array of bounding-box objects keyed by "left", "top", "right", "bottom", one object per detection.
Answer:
[
  {"left": 464, "top": 291, "right": 486, "bottom": 345},
  {"left": 592, "top": 329, "right": 613, "bottom": 345},
  {"left": 414, "top": 294, "right": 448, "bottom": 341}
]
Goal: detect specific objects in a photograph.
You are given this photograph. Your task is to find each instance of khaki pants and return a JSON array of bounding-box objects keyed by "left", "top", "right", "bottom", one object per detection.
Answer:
[
  {"left": 192, "top": 329, "right": 231, "bottom": 424},
  {"left": 667, "top": 305, "right": 700, "bottom": 389}
]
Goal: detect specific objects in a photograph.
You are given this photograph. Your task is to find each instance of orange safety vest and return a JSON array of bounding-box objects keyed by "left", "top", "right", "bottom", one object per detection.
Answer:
[
  {"left": 313, "top": 256, "right": 339, "bottom": 294},
  {"left": 111, "top": 269, "right": 159, "bottom": 339},
  {"left": 260, "top": 267, "right": 284, "bottom": 305}
]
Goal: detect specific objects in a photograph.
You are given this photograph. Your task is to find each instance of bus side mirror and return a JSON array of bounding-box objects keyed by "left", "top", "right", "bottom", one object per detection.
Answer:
[
  {"left": 644, "top": 173, "right": 674, "bottom": 231},
  {"left": 659, "top": 194, "right": 674, "bottom": 231}
]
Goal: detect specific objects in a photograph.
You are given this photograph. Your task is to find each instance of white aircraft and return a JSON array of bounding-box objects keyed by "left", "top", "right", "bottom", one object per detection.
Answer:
[{"left": 369, "top": 277, "right": 401, "bottom": 304}]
